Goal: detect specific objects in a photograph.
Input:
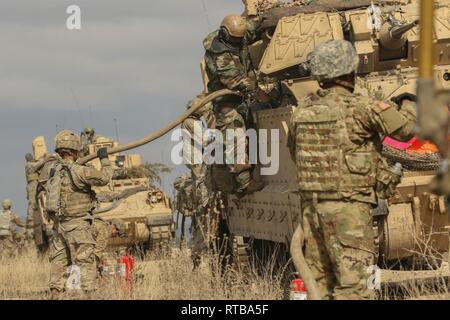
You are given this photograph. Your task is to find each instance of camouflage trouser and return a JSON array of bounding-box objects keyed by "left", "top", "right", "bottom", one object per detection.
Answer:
[
  {"left": 49, "top": 219, "right": 97, "bottom": 292},
  {"left": 190, "top": 214, "right": 208, "bottom": 267},
  {"left": 92, "top": 218, "right": 110, "bottom": 265},
  {"left": 26, "top": 180, "right": 38, "bottom": 231},
  {"left": 182, "top": 117, "right": 213, "bottom": 208},
  {"left": 190, "top": 197, "right": 222, "bottom": 267},
  {"left": 302, "top": 199, "right": 376, "bottom": 300},
  {"left": 214, "top": 108, "right": 251, "bottom": 194},
  {"left": 0, "top": 235, "right": 16, "bottom": 258}
]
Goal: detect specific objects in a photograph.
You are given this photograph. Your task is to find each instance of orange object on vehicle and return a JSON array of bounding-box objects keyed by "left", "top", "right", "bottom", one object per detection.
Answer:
[
  {"left": 383, "top": 136, "right": 439, "bottom": 154},
  {"left": 406, "top": 139, "right": 439, "bottom": 154}
]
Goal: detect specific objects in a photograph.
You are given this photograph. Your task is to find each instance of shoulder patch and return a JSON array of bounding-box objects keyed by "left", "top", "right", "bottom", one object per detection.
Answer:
[
  {"left": 372, "top": 101, "right": 393, "bottom": 114},
  {"left": 378, "top": 101, "right": 391, "bottom": 110},
  {"left": 83, "top": 167, "right": 95, "bottom": 178}
]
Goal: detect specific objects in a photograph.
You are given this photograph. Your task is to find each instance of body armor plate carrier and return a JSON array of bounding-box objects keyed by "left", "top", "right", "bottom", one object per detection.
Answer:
[{"left": 294, "top": 96, "right": 378, "bottom": 192}]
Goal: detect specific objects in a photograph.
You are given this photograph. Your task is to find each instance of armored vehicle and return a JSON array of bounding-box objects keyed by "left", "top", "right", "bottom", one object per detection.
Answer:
[
  {"left": 206, "top": 0, "right": 450, "bottom": 282},
  {"left": 32, "top": 134, "right": 175, "bottom": 254}
]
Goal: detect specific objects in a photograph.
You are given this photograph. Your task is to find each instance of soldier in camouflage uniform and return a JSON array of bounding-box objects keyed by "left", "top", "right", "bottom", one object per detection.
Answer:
[
  {"left": 174, "top": 174, "right": 195, "bottom": 218},
  {"left": 25, "top": 153, "right": 47, "bottom": 240},
  {"left": 0, "top": 199, "right": 25, "bottom": 258},
  {"left": 174, "top": 174, "right": 194, "bottom": 246},
  {"left": 204, "top": 14, "right": 264, "bottom": 197},
  {"left": 288, "top": 40, "right": 417, "bottom": 299},
  {"left": 80, "top": 128, "right": 96, "bottom": 157},
  {"left": 47, "top": 130, "right": 113, "bottom": 298}
]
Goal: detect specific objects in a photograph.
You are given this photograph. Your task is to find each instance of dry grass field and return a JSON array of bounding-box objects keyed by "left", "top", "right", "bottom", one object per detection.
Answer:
[
  {"left": 1, "top": 245, "right": 449, "bottom": 300},
  {"left": 0, "top": 248, "right": 284, "bottom": 300}
]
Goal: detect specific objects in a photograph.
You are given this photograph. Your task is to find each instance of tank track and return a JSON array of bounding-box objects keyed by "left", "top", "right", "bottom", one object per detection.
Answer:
[{"left": 147, "top": 226, "right": 172, "bottom": 254}]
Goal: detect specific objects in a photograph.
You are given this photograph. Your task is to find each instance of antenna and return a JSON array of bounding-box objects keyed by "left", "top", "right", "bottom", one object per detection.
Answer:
[
  {"left": 161, "top": 150, "right": 165, "bottom": 190},
  {"left": 69, "top": 87, "right": 85, "bottom": 129},
  {"left": 113, "top": 118, "right": 120, "bottom": 142},
  {"left": 89, "top": 105, "right": 94, "bottom": 127},
  {"left": 200, "top": 0, "right": 212, "bottom": 31},
  {"left": 56, "top": 124, "right": 59, "bottom": 134}
]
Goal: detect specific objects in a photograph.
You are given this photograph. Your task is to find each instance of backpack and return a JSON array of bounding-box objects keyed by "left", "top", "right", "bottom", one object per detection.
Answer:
[{"left": 46, "top": 162, "right": 66, "bottom": 216}]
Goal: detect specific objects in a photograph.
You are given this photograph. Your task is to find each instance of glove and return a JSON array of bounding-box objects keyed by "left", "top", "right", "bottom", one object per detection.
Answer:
[{"left": 97, "top": 147, "right": 109, "bottom": 160}]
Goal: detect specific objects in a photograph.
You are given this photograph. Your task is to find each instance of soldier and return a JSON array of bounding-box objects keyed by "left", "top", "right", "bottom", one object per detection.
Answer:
[
  {"left": 0, "top": 199, "right": 25, "bottom": 258},
  {"left": 174, "top": 174, "right": 194, "bottom": 245},
  {"left": 25, "top": 153, "right": 47, "bottom": 240},
  {"left": 80, "top": 128, "right": 96, "bottom": 156},
  {"left": 46, "top": 130, "right": 113, "bottom": 298},
  {"left": 204, "top": 14, "right": 264, "bottom": 197},
  {"left": 287, "top": 40, "right": 417, "bottom": 299}
]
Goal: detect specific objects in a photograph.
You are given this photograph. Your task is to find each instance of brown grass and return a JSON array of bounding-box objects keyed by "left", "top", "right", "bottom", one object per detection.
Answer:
[{"left": 0, "top": 248, "right": 284, "bottom": 300}]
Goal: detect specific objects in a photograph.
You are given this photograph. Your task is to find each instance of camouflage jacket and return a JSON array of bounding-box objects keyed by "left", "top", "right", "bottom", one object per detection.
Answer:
[
  {"left": 204, "top": 31, "right": 255, "bottom": 93},
  {"left": 25, "top": 157, "right": 47, "bottom": 183},
  {"left": 67, "top": 158, "right": 113, "bottom": 190},
  {"left": 0, "top": 210, "right": 25, "bottom": 236},
  {"left": 288, "top": 86, "right": 416, "bottom": 204}
]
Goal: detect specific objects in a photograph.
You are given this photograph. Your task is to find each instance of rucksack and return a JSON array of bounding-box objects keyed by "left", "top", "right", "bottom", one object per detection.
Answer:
[{"left": 46, "top": 162, "right": 67, "bottom": 216}]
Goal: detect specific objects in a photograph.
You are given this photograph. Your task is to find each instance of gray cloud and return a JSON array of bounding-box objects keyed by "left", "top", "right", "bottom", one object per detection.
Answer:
[{"left": 0, "top": 0, "right": 243, "bottom": 216}]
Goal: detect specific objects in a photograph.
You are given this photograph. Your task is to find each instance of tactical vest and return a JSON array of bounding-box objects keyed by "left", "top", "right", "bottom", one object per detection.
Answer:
[
  {"left": 46, "top": 162, "right": 94, "bottom": 218},
  {"left": 294, "top": 93, "right": 378, "bottom": 193},
  {"left": 0, "top": 211, "right": 13, "bottom": 237}
]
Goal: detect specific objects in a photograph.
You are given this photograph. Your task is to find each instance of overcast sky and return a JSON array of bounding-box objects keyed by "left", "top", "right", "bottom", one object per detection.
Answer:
[{"left": 0, "top": 0, "right": 243, "bottom": 217}]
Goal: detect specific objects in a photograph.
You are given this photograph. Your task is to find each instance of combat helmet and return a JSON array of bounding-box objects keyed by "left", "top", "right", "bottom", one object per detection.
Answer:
[
  {"left": 307, "top": 40, "right": 360, "bottom": 81},
  {"left": 220, "top": 14, "right": 247, "bottom": 38},
  {"left": 84, "top": 127, "right": 95, "bottom": 135},
  {"left": 25, "top": 153, "right": 34, "bottom": 162},
  {"left": 2, "top": 199, "right": 12, "bottom": 210},
  {"left": 54, "top": 130, "right": 82, "bottom": 152}
]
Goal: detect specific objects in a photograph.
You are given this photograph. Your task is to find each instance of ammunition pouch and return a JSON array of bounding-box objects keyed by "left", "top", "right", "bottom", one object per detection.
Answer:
[{"left": 375, "top": 160, "right": 403, "bottom": 200}]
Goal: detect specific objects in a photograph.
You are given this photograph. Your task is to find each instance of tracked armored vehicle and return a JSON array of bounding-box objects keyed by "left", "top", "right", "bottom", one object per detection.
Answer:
[
  {"left": 209, "top": 0, "right": 450, "bottom": 283},
  {"left": 32, "top": 134, "right": 175, "bottom": 254}
]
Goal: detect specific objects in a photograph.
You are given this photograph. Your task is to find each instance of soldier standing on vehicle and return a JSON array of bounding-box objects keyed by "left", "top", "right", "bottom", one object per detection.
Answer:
[
  {"left": 287, "top": 40, "right": 417, "bottom": 299},
  {"left": 0, "top": 199, "right": 25, "bottom": 258},
  {"left": 204, "top": 14, "right": 264, "bottom": 197},
  {"left": 46, "top": 130, "right": 113, "bottom": 299},
  {"left": 25, "top": 153, "right": 47, "bottom": 240},
  {"left": 80, "top": 128, "right": 96, "bottom": 156}
]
